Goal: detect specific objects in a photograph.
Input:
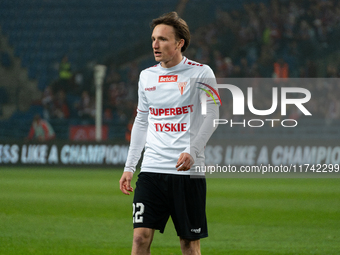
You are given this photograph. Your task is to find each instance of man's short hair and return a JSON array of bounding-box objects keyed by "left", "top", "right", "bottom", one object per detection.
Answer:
[{"left": 151, "top": 12, "right": 190, "bottom": 52}]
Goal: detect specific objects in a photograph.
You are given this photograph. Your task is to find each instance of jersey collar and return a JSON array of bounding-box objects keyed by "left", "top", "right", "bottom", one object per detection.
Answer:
[{"left": 159, "top": 57, "right": 187, "bottom": 71}]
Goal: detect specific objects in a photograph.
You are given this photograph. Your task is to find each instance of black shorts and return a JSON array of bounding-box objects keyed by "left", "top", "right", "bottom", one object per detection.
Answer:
[{"left": 132, "top": 172, "right": 208, "bottom": 240}]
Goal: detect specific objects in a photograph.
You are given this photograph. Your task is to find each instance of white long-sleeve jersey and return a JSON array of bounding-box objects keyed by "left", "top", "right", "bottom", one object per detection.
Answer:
[{"left": 124, "top": 57, "right": 220, "bottom": 175}]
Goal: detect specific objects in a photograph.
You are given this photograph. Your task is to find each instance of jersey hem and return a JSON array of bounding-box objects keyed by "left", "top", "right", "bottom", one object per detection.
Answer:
[{"left": 140, "top": 168, "right": 205, "bottom": 176}]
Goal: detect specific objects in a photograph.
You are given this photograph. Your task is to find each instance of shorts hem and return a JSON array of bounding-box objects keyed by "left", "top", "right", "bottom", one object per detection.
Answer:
[
  {"left": 133, "top": 225, "right": 166, "bottom": 234},
  {"left": 179, "top": 233, "right": 208, "bottom": 240}
]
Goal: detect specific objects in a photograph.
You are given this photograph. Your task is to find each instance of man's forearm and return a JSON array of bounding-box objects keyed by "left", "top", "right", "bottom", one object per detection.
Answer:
[{"left": 184, "top": 103, "right": 219, "bottom": 161}]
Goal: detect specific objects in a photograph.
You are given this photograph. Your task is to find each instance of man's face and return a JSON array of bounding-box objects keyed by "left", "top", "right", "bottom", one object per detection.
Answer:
[{"left": 152, "top": 24, "right": 181, "bottom": 66}]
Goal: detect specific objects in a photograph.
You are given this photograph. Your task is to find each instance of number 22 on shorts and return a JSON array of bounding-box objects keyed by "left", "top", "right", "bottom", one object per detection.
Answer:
[{"left": 133, "top": 203, "right": 145, "bottom": 223}]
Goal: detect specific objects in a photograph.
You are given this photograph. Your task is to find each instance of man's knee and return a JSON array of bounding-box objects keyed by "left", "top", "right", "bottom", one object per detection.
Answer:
[
  {"left": 133, "top": 233, "right": 149, "bottom": 247},
  {"left": 180, "top": 238, "right": 201, "bottom": 255},
  {"left": 133, "top": 228, "right": 154, "bottom": 248},
  {"left": 180, "top": 238, "right": 192, "bottom": 249}
]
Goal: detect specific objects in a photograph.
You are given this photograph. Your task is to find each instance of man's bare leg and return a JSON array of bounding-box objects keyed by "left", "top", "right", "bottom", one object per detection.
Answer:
[
  {"left": 132, "top": 228, "right": 155, "bottom": 255},
  {"left": 180, "top": 238, "right": 201, "bottom": 255}
]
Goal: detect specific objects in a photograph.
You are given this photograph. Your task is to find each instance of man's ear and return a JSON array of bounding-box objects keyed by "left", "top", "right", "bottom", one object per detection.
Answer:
[{"left": 176, "top": 39, "right": 185, "bottom": 50}]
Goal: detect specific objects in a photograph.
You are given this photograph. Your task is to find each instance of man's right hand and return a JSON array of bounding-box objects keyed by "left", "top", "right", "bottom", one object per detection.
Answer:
[{"left": 119, "top": 171, "right": 134, "bottom": 195}]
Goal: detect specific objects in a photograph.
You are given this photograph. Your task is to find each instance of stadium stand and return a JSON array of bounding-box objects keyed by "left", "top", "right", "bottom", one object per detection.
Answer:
[
  {"left": 0, "top": 0, "right": 339, "bottom": 141},
  {"left": 0, "top": 0, "right": 177, "bottom": 89}
]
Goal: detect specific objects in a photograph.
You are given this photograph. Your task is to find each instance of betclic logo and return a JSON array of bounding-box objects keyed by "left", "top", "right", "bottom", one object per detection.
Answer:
[{"left": 159, "top": 75, "right": 178, "bottom": 83}]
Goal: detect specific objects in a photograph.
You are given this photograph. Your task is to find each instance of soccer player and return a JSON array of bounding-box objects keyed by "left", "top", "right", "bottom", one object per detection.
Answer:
[{"left": 119, "top": 12, "right": 219, "bottom": 255}]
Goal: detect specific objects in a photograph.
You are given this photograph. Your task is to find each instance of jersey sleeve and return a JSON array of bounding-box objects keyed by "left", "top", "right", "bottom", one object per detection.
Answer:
[
  {"left": 124, "top": 74, "right": 149, "bottom": 173},
  {"left": 124, "top": 111, "right": 148, "bottom": 173},
  {"left": 183, "top": 102, "right": 219, "bottom": 161},
  {"left": 137, "top": 75, "right": 149, "bottom": 114}
]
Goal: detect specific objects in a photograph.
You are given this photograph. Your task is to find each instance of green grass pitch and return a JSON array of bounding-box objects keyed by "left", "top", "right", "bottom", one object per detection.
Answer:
[{"left": 0, "top": 167, "right": 339, "bottom": 254}]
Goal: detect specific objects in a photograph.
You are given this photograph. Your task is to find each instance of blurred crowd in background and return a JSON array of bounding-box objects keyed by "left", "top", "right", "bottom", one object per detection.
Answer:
[{"left": 42, "top": 0, "right": 340, "bottom": 127}]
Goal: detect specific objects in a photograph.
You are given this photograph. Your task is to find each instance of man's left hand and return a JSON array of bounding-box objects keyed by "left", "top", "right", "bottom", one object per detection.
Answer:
[{"left": 176, "top": 152, "right": 194, "bottom": 171}]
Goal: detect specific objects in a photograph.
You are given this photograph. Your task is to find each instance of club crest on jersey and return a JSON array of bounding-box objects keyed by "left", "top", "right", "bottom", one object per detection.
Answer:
[
  {"left": 159, "top": 75, "right": 178, "bottom": 83},
  {"left": 177, "top": 82, "right": 187, "bottom": 95}
]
